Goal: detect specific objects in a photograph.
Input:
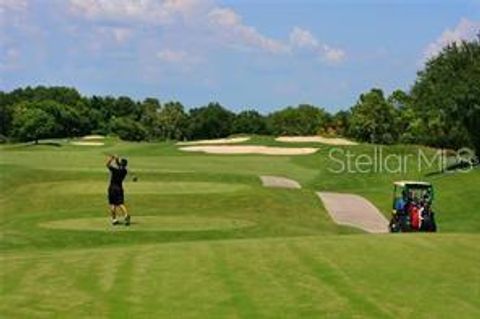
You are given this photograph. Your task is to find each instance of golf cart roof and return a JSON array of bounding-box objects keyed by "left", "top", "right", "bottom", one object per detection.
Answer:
[{"left": 394, "top": 181, "right": 432, "bottom": 187}]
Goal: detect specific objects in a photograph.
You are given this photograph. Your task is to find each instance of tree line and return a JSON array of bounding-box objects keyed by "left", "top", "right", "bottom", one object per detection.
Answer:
[{"left": 0, "top": 37, "right": 478, "bottom": 155}]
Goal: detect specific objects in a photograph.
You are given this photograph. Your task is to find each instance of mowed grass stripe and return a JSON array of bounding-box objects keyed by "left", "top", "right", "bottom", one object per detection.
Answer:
[
  {"left": 107, "top": 252, "right": 136, "bottom": 318},
  {"left": 292, "top": 235, "right": 480, "bottom": 318},
  {"left": 211, "top": 245, "right": 259, "bottom": 318},
  {"left": 2, "top": 234, "right": 479, "bottom": 318},
  {"left": 126, "top": 244, "right": 230, "bottom": 317},
  {"left": 288, "top": 241, "right": 393, "bottom": 318},
  {"left": 72, "top": 255, "right": 110, "bottom": 316},
  {"left": 257, "top": 242, "right": 344, "bottom": 317},
  {"left": 0, "top": 258, "right": 34, "bottom": 296},
  {"left": 210, "top": 241, "right": 346, "bottom": 317}
]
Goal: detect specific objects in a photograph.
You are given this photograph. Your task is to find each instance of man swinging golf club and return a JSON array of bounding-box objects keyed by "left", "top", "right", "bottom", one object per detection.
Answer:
[{"left": 106, "top": 155, "right": 131, "bottom": 225}]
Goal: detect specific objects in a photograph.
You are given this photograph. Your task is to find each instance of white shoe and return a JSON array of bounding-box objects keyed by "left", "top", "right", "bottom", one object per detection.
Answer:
[{"left": 112, "top": 219, "right": 119, "bottom": 225}]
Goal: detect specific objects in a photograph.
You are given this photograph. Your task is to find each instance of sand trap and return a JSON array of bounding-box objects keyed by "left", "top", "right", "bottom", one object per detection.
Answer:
[
  {"left": 39, "top": 216, "right": 256, "bottom": 232},
  {"left": 260, "top": 176, "right": 301, "bottom": 189},
  {"left": 317, "top": 192, "right": 388, "bottom": 233},
  {"left": 81, "top": 135, "right": 105, "bottom": 140},
  {"left": 179, "top": 145, "right": 318, "bottom": 155},
  {"left": 276, "top": 136, "right": 358, "bottom": 146},
  {"left": 71, "top": 141, "right": 105, "bottom": 146},
  {"left": 177, "top": 137, "right": 250, "bottom": 145}
]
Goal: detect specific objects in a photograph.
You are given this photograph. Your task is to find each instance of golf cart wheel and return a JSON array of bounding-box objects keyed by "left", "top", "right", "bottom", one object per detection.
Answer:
[{"left": 389, "top": 219, "right": 401, "bottom": 233}]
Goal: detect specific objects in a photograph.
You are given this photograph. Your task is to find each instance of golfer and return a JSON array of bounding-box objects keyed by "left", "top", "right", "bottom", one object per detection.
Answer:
[{"left": 106, "top": 155, "right": 130, "bottom": 225}]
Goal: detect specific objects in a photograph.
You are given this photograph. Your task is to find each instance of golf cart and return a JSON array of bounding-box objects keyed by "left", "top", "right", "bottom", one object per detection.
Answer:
[{"left": 389, "top": 181, "right": 437, "bottom": 233}]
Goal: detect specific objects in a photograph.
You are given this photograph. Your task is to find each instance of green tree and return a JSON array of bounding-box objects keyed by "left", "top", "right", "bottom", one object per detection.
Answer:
[
  {"left": 33, "top": 100, "right": 84, "bottom": 137},
  {"left": 411, "top": 39, "right": 480, "bottom": 154},
  {"left": 0, "top": 92, "right": 14, "bottom": 137},
  {"left": 139, "top": 98, "right": 161, "bottom": 139},
  {"left": 328, "top": 110, "right": 351, "bottom": 136},
  {"left": 114, "top": 96, "right": 139, "bottom": 118},
  {"left": 387, "top": 90, "right": 414, "bottom": 143},
  {"left": 349, "top": 88, "right": 398, "bottom": 144},
  {"left": 268, "top": 104, "right": 329, "bottom": 136},
  {"left": 158, "top": 102, "right": 188, "bottom": 140},
  {"left": 232, "top": 110, "right": 267, "bottom": 135},
  {"left": 187, "top": 103, "right": 234, "bottom": 140},
  {"left": 110, "top": 117, "right": 148, "bottom": 141},
  {"left": 8, "top": 86, "right": 82, "bottom": 106},
  {"left": 11, "top": 107, "right": 56, "bottom": 143},
  {"left": 88, "top": 96, "right": 116, "bottom": 133}
]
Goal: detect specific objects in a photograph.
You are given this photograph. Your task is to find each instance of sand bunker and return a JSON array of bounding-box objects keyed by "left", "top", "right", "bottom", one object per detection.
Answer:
[
  {"left": 179, "top": 145, "right": 318, "bottom": 155},
  {"left": 276, "top": 136, "right": 358, "bottom": 146},
  {"left": 81, "top": 135, "right": 105, "bottom": 140},
  {"left": 177, "top": 137, "right": 250, "bottom": 146},
  {"left": 39, "top": 216, "right": 256, "bottom": 232},
  {"left": 317, "top": 192, "right": 388, "bottom": 233},
  {"left": 71, "top": 141, "right": 105, "bottom": 146},
  {"left": 260, "top": 176, "right": 301, "bottom": 189}
]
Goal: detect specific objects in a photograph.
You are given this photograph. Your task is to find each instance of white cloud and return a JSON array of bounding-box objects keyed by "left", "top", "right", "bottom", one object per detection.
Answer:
[
  {"left": 157, "top": 48, "right": 201, "bottom": 64},
  {"left": 67, "top": 1, "right": 288, "bottom": 53},
  {"left": 68, "top": 0, "right": 209, "bottom": 24},
  {"left": 0, "top": 0, "right": 30, "bottom": 65},
  {"left": 0, "top": 0, "right": 28, "bottom": 12},
  {"left": 157, "top": 49, "right": 187, "bottom": 62},
  {"left": 67, "top": 1, "right": 345, "bottom": 63},
  {"left": 207, "top": 7, "right": 288, "bottom": 54},
  {"left": 424, "top": 18, "right": 480, "bottom": 59},
  {"left": 111, "top": 27, "right": 132, "bottom": 43},
  {"left": 208, "top": 7, "right": 240, "bottom": 27},
  {"left": 322, "top": 45, "right": 346, "bottom": 63},
  {"left": 96, "top": 26, "right": 133, "bottom": 44},
  {"left": 68, "top": 0, "right": 169, "bottom": 23},
  {"left": 163, "top": 0, "right": 212, "bottom": 16},
  {"left": 289, "top": 26, "right": 345, "bottom": 63},
  {"left": 290, "top": 26, "right": 318, "bottom": 48}
]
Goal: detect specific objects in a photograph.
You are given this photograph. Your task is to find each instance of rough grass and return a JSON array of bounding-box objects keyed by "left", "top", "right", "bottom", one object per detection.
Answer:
[{"left": 1, "top": 137, "right": 479, "bottom": 318}]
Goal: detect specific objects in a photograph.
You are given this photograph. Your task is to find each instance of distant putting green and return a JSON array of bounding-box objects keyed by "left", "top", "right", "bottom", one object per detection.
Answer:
[
  {"left": 40, "top": 181, "right": 251, "bottom": 195},
  {"left": 39, "top": 216, "right": 256, "bottom": 232}
]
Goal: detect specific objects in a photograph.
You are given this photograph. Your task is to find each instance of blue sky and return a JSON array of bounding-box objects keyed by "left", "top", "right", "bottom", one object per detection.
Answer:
[{"left": 1, "top": 0, "right": 479, "bottom": 113}]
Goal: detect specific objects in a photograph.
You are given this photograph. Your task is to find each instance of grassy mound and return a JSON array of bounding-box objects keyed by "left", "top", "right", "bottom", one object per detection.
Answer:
[
  {"left": 42, "top": 181, "right": 251, "bottom": 195},
  {"left": 40, "top": 216, "right": 256, "bottom": 232}
]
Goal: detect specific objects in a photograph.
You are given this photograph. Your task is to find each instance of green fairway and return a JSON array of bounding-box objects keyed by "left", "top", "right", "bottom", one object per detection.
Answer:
[
  {"left": 36, "top": 181, "right": 252, "bottom": 195},
  {"left": 40, "top": 216, "right": 256, "bottom": 232},
  {"left": 1, "top": 137, "right": 479, "bottom": 318}
]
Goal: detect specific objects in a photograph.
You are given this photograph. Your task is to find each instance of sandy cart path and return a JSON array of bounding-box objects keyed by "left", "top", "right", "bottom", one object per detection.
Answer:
[
  {"left": 317, "top": 192, "right": 389, "bottom": 233},
  {"left": 260, "top": 176, "right": 301, "bottom": 189}
]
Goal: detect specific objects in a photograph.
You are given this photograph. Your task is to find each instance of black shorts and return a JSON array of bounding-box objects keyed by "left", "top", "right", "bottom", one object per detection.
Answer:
[{"left": 108, "top": 185, "right": 124, "bottom": 205}]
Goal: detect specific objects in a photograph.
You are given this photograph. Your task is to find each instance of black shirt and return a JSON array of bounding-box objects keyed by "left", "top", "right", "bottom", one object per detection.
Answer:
[{"left": 108, "top": 165, "right": 127, "bottom": 188}]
